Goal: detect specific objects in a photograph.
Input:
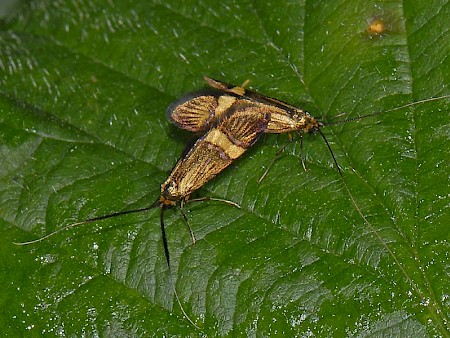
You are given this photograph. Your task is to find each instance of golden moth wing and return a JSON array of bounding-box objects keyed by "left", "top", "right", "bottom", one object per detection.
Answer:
[
  {"left": 167, "top": 89, "right": 237, "bottom": 132},
  {"left": 204, "top": 76, "right": 301, "bottom": 113},
  {"left": 162, "top": 139, "right": 234, "bottom": 199},
  {"left": 204, "top": 77, "right": 312, "bottom": 133},
  {"left": 161, "top": 103, "right": 270, "bottom": 200},
  {"left": 219, "top": 102, "right": 272, "bottom": 147}
]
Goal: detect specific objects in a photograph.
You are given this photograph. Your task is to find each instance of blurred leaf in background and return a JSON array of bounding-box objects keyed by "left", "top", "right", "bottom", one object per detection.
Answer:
[{"left": 1, "top": 0, "right": 449, "bottom": 336}]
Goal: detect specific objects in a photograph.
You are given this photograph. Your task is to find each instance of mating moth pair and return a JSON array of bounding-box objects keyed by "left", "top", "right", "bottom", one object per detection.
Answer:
[
  {"left": 162, "top": 76, "right": 325, "bottom": 208},
  {"left": 156, "top": 76, "right": 331, "bottom": 267},
  {"left": 16, "top": 76, "right": 449, "bottom": 328}
]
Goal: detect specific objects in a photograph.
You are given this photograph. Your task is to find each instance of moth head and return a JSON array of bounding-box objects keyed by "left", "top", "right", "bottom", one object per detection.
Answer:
[
  {"left": 296, "top": 113, "right": 323, "bottom": 134},
  {"left": 160, "top": 180, "right": 179, "bottom": 206}
]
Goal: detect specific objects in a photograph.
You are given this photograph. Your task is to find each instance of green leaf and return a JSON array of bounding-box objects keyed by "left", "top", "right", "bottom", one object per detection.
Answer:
[{"left": 1, "top": 0, "right": 449, "bottom": 336}]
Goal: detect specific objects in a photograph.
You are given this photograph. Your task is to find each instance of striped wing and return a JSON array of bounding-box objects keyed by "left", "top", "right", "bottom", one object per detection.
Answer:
[
  {"left": 161, "top": 102, "right": 270, "bottom": 200},
  {"left": 167, "top": 88, "right": 239, "bottom": 133},
  {"left": 167, "top": 77, "right": 310, "bottom": 134}
]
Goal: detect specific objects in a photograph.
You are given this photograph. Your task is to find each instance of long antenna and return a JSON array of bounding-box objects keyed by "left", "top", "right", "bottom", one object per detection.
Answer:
[
  {"left": 317, "top": 129, "right": 342, "bottom": 176},
  {"left": 160, "top": 204, "right": 201, "bottom": 329},
  {"left": 325, "top": 94, "right": 450, "bottom": 126},
  {"left": 160, "top": 206, "right": 171, "bottom": 268},
  {"left": 14, "top": 202, "right": 160, "bottom": 246}
]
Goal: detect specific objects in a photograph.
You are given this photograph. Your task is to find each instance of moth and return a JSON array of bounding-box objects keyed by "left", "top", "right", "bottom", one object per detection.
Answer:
[
  {"left": 16, "top": 98, "right": 270, "bottom": 328},
  {"left": 168, "top": 76, "right": 450, "bottom": 177},
  {"left": 169, "top": 76, "right": 322, "bottom": 136},
  {"left": 157, "top": 100, "right": 270, "bottom": 264},
  {"left": 17, "top": 99, "right": 270, "bottom": 258},
  {"left": 169, "top": 76, "right": 340, "bottom": 176},
  {"left": 15, "top": 77, "right": 449, "bottom": 328}
]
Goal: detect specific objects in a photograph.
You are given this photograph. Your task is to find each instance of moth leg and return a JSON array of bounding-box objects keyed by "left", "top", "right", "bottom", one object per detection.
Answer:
[
  {"left": 228, "top": 79, "right": 251, "bottom": 96},
  {"left": 178, "top": 201, "right": 196, "bottom": 244},
  {"left": 297, "top": 131, "right": 307, "bottom": 172},
  {"left": 258, "top": 133, "right": 295, "bottom": 183},
  {"left": 188, "top": 196, "right": 241, "bottom": 209},
  {"left": 179, "top": 197, "right": 241, "bottom": 244},
  {"left": 240, "top": 79, "right": 251, "bottom": 88}
]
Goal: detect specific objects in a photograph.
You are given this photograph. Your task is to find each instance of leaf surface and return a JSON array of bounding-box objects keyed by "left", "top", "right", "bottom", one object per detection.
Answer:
[{"left": 1, "top": 0, "right": 449, "bottom": 336}]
